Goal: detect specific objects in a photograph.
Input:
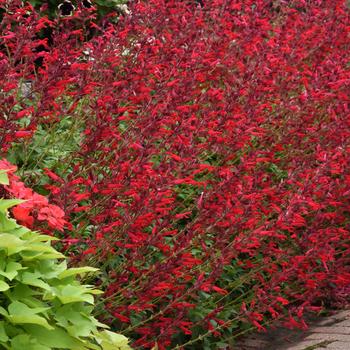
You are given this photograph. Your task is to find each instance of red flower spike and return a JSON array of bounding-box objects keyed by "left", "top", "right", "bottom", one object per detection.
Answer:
[{"left": 1, "top": 1, "right": 350, "bottom": 347}]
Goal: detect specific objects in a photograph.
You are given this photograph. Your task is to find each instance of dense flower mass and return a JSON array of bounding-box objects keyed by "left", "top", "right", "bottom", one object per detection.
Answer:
[
  {"left": 0, "top": 159, "right": 66, "bottom": 231},
  {"left": 1, "top": 0, "right": 350, "bottom": 349}
]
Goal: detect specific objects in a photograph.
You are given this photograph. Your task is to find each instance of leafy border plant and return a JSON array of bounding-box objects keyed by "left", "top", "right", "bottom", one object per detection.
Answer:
[{"left": 0, "top": 168, "right": 132, "bottom": 350}]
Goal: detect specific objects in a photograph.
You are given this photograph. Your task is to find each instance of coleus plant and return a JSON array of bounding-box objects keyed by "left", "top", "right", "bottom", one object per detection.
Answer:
[
  {"left": 1, "top": 0, "right": 350, "bottom": 349},
  {"left": 0, "top": 167, "right": 132, "bottom": 350}
]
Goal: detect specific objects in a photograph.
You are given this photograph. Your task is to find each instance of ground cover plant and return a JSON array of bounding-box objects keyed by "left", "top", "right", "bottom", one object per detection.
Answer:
[{"left": 0, "top": 0, "right": 350, "bottom": 349}]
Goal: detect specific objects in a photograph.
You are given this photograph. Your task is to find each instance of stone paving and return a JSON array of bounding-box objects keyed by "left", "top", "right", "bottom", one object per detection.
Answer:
[{"left": 237, "top": 310, "right": 350, "bottom": 350}]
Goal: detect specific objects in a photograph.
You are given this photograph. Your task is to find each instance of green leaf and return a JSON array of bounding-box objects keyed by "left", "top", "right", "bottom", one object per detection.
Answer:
[
  {"left": 35, "top": 252, "right": 66, "bottom": 260},
  {"left": 20, "top": 250, "right": 65, "bottom": 261},
  {"left": 29, "top": 234, "right": 59, "bottom": 243},
  {"left": 55, "top": 304, "right": 101, "bottom": 338},
  {"left": 0, "top": 234, "right": 26, "bottom": 255},
  {"left": 38, "top": 260, "right": 67, "bottom": 279},
  {"left": 7, "top": 301, "right": 53, "bottom": 330},
  {"left": 0, "top": 170, "right": 9, "bottom": 185},
  {"left": 24, "top": 243, "right": 60, "bottom": 254},
  {"left": 58, "top": 266, "right": 98, "bottom": 279},
  {"left": 7, "top": 313, "right": 53, "bottom": 329},
  {"left": 11, "top": 284, "right": 35, "bottom": 300},
  {"left": 0, "top": 306, "right": 8, "bottom": 316},
  {"left": 12, "top": 225, "right": 31, "bottom": 238},
  {"left": 21, "top": 272, "right": 51, "bottom": 291},
  {"left": 0, "top": 212, "right": 18, "bottom": 231},
  {"left": 0, "top": 321, "right": 9, "bottom": 342},
  {"left": 11, "top": 334, "right": 50, "bottom": 350},
  {"left": 0, "top": 199, "right": 25, "bottom": 212},
  {"left": 53, "top": 285, "right": 94, "bottom": 304},
  {"left": 24, "top": 325, "right": 90, "bottom": 349},
  {"left": 0, "top": 261, "right": 23, "bottom": 280},
  {"left": 8, "top": 301, "right": 48, "bottom": 315},
  {"left": 97, "top": 330, "right": 132, "bottom": 350},
  {"left": 0, "top": 280, "right": 10, "bottom": 291}
]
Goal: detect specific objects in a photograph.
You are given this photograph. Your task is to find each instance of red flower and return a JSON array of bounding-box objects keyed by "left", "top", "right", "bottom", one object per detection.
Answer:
[
  {"left": 14, "top": 131, "right": 32, "bottom": 139},
  {"left": 12, "top": 206, "right": 34, "bottom": 227},
  {"left": 38, "top": 205, "right": 66, "bottom": 231}
]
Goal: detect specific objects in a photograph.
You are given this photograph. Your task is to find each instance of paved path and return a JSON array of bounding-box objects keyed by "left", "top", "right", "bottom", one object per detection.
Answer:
[{"left": 237, "top": 310, "right": 350, "bottom": 350}]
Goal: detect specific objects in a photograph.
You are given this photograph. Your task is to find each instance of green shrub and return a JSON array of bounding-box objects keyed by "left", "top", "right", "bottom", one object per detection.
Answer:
[
  {"left": 27, "top": 0, "right": 128, "bottom": 19},
  {"left": 0, "top": 170, "right": 132, "bottom": 350}
]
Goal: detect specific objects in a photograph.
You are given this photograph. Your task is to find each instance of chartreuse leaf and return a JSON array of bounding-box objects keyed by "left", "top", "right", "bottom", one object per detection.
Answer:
[
  {"left": 0, "top": 199, "right": 25, "bottom": 212},
  {"left": 0, "top": 233, "right": 26, "bottom": 255},
  {"left": 53, "top": 285, "right": 95, "bottom": 304},
  {"left": 11, "top": 334, "right": 50, "bottom": 350},
  {"left": 29, "top": 234, "right": 59, "bottom": 243},
  {"left": 0, "top": 170, "right": 9, "bottom": 185},
  {"left": 0, "top": 306, "right": 8, "bottom": 316},
  {"left": 58, "top": 266, "right": 98, "bottom": 279},
  {"left": 0, "top": 321, "right": 9, "bottom": 342},
  {"left": 20, "top": 249, "right": 65, "bottom": 261},
  {"left": 96, "top": 330, "right": 132, "bottom": 350},
  {"left": 0, "top": 212, "right": 18, "bottom": 232},
  {"left": 24, "top": 325, "right": 91, "bottom": 349},
  {"left": 0, "top": 261, "right": 23, "bottom": 280},
  {"left": 20, "top": 271, "right": 52, "bottom": 290},
  {"left": 65, "top": 318, "right": 96, "bottom": 339},
  {"left": 24, "top": 243, "right": 61, "bottom": 255},
  {"left": 11, "top": 284, "right": 35, "bottom": 300},
  {"left": 37, "top": 260, "right": 67, "bottom": 279},
  {"left": 7, "top": 301, "right": 53, "bottom": 330},
  {"left": 0, "top": 280, "right": 10, "bottom": 292},
  {"left": 55, "top": 304, "right": 97, "bottom": 338},
  {"left": 11, "top": 225, "right": 31, "bottom": 239}
]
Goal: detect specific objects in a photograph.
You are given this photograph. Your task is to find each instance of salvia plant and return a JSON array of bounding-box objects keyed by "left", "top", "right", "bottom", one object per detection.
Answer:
[
  {"left": 1, "top": 0, "right": 128, "bottom": 19},
  {"left": 0, "top": 0, "right": 350, "bottom": 349}
]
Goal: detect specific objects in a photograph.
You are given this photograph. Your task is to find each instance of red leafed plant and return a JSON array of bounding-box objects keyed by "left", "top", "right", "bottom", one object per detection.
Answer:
[{"left": 1, "top": 0, "right": 350, "bottom": 349}]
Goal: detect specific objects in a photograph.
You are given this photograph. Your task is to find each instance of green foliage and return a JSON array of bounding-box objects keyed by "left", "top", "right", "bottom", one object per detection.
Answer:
[
  {"left": 0, "top": 171, "right": 132, "bottom": 350},
  {"left": 8, "top": 114, "right": 84, "bottom": 192},
  {"left": 27, "top": 0, "right": 128, "bottom": 19}
]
